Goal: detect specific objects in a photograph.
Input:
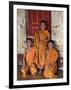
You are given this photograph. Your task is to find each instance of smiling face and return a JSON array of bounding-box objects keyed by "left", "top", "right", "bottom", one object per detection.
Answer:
[{"left": 40, "top": 22, "right": 46, "bottom": 30}]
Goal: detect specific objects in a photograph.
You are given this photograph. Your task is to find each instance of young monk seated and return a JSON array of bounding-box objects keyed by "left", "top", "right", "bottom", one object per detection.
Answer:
[
  {"left": 21, "top": 38, "right": 38, "bottom": 78},
  {"left": 43, "top": 40, "right": 59, "bottom": 79}
]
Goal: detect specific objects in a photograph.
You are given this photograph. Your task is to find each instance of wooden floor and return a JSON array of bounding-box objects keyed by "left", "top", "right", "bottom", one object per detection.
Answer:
[{"left": 17, "top": 66, "right": 63, "bottom": 80}]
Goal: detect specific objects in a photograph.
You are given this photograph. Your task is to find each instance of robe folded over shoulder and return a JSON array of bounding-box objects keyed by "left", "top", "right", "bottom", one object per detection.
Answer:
[
  {"left": 34, "top": 30, "right": 50, "bottom": 68},
  {"left": 21, "top": 47, "right": 38, "bottom": 77},
  {"left": 43, "top": 48, "right": 59, "bottom": 79},
  {"left": 24, "top": 47, "right": 36, "bottom": 66}
]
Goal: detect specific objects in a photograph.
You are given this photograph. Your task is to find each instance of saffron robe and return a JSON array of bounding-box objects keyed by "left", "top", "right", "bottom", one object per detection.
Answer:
[
  {"left": 34, "top": 30, "right": 50, "bottom": 69},
  {"left": 43, "top": 48, "right": 58, "bottom": 79},
  {"left": 21, "top": 47, "right": 38, "bottom": 77}
]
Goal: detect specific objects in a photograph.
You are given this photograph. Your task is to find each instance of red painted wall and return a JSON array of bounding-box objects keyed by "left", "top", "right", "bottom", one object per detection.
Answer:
[{"left": 27, "top": 10, "right": 51, "bottom": 36}]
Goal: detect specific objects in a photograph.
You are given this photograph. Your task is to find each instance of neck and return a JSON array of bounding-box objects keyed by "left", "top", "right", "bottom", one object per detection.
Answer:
[
  {"left": 49, "top": 47, "right": 53, "bottom": 49},
  {"left": 41, "top": 29, "right": 44, "bottom": 31}
]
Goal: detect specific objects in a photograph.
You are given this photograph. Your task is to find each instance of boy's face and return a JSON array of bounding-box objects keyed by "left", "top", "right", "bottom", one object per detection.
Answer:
[
  {"left": 40, "top": 22, "right": 46, "bottom": 30},
  {"left": 48, "top": 42, "right": 54, "bottom": 49},
  {"left": 26, "top": 40, "right": 32, "bottom": 47}
]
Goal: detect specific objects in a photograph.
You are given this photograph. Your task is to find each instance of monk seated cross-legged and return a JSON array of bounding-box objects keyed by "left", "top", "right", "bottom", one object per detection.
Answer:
[
  {"left": 43, "top": 40, "right": 59, "bottom": 79},
  {"left": 21, "top": 38, "right": 38, "bottom": 78}
]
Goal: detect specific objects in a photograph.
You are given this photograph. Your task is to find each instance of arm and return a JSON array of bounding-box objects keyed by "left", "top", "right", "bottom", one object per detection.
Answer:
[
  {"left": 51, "top": 50, "right": 58, "bottom": 63},
  {"left": 44, "top": 30, "right": 50, "bottom": 42},
  {"left": 34, "top": 32, "right": 40, "bottom": 49},
  {"left": 47, "top": 30, "right": 50, "bottom": 40},
  {"left": 49, "top": 50, "right": 58, "bottom": 68},
  {"left": 45, "top": 50, "right": 58, "bottom": 68}
]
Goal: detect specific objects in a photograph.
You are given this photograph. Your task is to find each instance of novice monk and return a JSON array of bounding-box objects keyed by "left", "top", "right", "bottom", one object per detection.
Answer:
[
  {"left": 21, "top": 38, "right": 37, "bottom": 78},
  {"left": 43, "top": 40, "right": 59, "bottom": 79},
  {"left": 34, "top": 20, "right": 50, "bottom": 74}
]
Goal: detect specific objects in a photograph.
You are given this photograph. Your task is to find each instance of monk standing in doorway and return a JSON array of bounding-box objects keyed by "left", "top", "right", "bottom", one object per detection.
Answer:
[{"left": 34, "top": 20, "right": 50, "bottom": 74}]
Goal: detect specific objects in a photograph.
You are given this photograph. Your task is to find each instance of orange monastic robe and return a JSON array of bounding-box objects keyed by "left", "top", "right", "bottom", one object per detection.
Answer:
[
  {"left": 25, "top": 47, "right": 36, "bottom": 66},
  {"left": 43, "top": 48, "right": 58, "bottom": 79},
  {"left": 34, "top": 30, "right": 50, "bottom": 69},
  {"left": 21, "top": 47, "right": 37, "bottom": 77}
]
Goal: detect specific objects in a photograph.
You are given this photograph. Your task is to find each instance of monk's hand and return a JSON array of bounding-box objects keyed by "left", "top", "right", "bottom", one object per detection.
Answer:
[
  {"left": 48, "top": 63, "right": 53, "bottom": 69},
  {"left": 39, "top": 64, "right": 44, "bottom": 69}
]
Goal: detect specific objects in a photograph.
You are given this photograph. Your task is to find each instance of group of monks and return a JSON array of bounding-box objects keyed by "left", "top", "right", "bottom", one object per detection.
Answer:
[{"left": 21, "top": 20, "right": 59, "bottom": 79}]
